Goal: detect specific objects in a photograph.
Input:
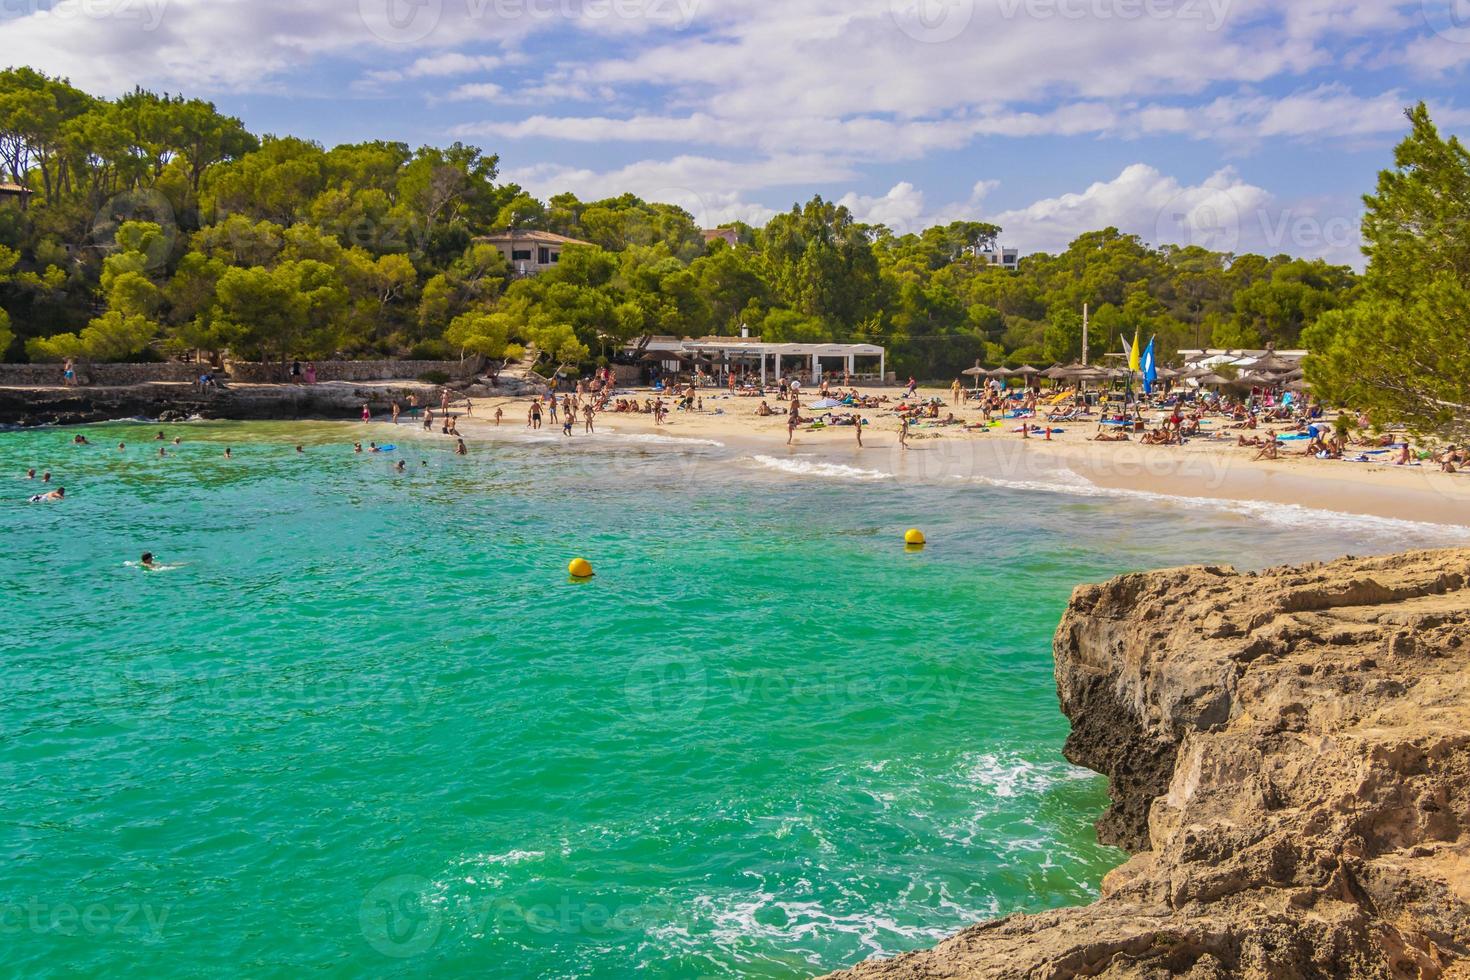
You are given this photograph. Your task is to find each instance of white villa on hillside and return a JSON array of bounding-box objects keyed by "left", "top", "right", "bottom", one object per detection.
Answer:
[
  {"left": 980, "top": 245, "right": 1020, "bottom": 271},
  {"left": 475, "top": 230, "right": 593, "bottom": 276}
]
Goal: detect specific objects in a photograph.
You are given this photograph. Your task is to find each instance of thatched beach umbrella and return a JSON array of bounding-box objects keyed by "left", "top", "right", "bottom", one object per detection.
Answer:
[
  {"left": 1193, "top": 372, "right": 1229, "bottom": 387},
  {"left": 1244, "top": 350, "right": 1298, "bottom": 374},
  {"left": 1230, "top": 372, "right": 1275, "bottom": 388},
  {"left": 1040, "top": 365, "right": 1070, "bottom": 380},
  {"left": 961, "top": 365, "right": 988, "bottom": 377}
]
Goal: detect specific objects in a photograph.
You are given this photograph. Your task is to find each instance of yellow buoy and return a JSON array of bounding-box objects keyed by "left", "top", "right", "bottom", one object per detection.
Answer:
[
  {"left": 904, "top": 529, "right": 926, "bottom": 546},
  {"left": 568, "top": 557, "right": 595, "bottom": 579}
]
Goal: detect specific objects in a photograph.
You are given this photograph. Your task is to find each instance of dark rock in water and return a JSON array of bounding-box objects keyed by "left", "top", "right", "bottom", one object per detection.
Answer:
[{"left": 827, "top": 550, "right": 1470, "bottom": 979}]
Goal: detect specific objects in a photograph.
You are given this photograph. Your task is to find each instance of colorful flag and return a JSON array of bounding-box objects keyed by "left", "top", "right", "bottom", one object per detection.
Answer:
[
  {"left": 1129, "top": 330, "right": 1142, "bottom": 373},
  {"left": 1142, "top": 337, "right": 1158, "bottom": 394}
]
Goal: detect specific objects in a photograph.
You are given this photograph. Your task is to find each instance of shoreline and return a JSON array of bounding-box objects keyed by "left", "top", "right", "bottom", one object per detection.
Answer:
[
  {"left": 445, "top": 389, "right": 1470, "bottom": 532},
  {"left": 7, "top": 379, "right": 1469, "bottom": 531}
]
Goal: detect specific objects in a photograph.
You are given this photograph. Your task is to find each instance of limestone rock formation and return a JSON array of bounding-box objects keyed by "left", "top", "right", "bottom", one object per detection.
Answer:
[{"left": 829, "top": 549, "right": 1470, "bottom": 979}]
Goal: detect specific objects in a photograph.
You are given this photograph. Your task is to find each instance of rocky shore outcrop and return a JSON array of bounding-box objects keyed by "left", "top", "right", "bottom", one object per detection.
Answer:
[
  {"left": 829, "top": 549, "right": 1470, "bottom": 979},
  {"left": 0, "top": 375, "right": 548, "bottom": 427}
]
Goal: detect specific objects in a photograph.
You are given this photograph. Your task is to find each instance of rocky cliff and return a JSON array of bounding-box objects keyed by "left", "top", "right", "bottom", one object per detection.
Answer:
[{"left": 829, "top": 549, "right": 1470, "bottom": 979}]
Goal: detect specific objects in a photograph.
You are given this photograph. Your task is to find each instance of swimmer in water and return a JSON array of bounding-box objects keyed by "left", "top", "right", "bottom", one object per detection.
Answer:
[
  {"left": 296, "top": 445, "right": 304, "bottom": 453},
  {"left": 118, "top": 443, "right": 126, "bottom": 451},
  {"left": 73, "top": 434, "right": 89, "bottom": 445},
  {"left": 159, "top": 447, "right": 168, "bottom": 457},
  {"left": 155, "top": 431, "right": 165, "bottom": 441},
  {"left": 26, "top": 468, "right": 35, "bottom": 479},
  {"left": 29, "top": 487, "right": 64, "bottom": 502},
  {"left": 369, "top": 442, "right": 381, "bottom": 453},
  {"left": 223, "top": 447, "right": 232, "bottom": 459},
  {"left": 353, "top": 442, "right": 363, "bottom": 454},
  {"left": 394, "top": 460, "right": 406, "bottom": 473},
  {"left": 172, "top": 437, "right": 181, "bottom": 445},
  {"left": 140, "top": 552, "right": 157, "bottom": 569},
  {"left": 42, "top": 471, "right": 51, "bottom": 483},
  {"left": 456, "top": 438, "right": 467, "bottom": 456}
]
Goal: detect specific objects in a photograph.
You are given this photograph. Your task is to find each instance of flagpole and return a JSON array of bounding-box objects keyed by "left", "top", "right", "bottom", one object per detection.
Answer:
[{"left": 1081, "top": 303, "right": 1089, "bottom": 367}]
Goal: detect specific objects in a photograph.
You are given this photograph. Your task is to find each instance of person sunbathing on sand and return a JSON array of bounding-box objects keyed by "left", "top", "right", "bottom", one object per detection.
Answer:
[{"left": 1094, "top": 430, "right": 1130, "bottom": 442}]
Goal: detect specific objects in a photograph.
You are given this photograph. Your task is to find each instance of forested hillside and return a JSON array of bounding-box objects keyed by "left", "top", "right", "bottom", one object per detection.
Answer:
[{"left": 0, "top": 68, "right": 1359, "bottom": 377}]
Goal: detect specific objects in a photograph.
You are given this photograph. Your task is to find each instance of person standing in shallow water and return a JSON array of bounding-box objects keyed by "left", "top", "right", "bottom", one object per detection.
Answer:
[
  {"left": 361, "top": 403, "right": 371, "bottom": 423},
  {"left": 856, "top": 416, "right": 864, "bottom": 449}
]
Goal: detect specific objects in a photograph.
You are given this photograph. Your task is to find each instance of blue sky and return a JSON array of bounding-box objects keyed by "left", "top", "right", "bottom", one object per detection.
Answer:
[{"left": 7, "top": 0, "right": 1470, "bottom": 266}]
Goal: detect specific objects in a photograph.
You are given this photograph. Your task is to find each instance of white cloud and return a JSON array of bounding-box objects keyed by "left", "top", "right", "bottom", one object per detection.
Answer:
[
  {"left": 986, "top": 163, "right": 1364, "bottom": 265},
  {"left": 832, "top": 163, "right": 1363, "bottom": 263},
  {"left": 360, "top": 52, "right": 504, "bottom": 87},
  {"left": 444, "top": 82, "right": 505, "bottom": 101}
]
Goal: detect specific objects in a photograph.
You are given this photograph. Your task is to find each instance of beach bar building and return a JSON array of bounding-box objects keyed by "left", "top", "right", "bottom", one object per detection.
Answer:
[{"left": 634, "top": 336, "right": 887, "bottom": 384}]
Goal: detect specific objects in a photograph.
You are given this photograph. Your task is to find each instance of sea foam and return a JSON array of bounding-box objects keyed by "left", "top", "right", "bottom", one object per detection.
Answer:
[{"left": 748, "top": 455, "right": 892, "bottom": 482}]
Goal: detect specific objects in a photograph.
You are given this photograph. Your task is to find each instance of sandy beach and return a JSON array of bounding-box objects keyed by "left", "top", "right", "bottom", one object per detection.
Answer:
[{"left": 444, "top": 384, "right": 1470, "bottom": 531}]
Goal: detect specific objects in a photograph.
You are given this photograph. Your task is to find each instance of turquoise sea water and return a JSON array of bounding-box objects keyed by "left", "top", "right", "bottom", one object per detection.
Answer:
[{"left": 2, "top": 420, "right": 1458, "bottom": 978}]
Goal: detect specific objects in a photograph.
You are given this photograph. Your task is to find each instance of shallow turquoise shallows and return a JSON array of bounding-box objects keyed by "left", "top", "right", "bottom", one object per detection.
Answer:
[{"left": 1, "top": 421, "right": 1452, "bottom": 978}]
